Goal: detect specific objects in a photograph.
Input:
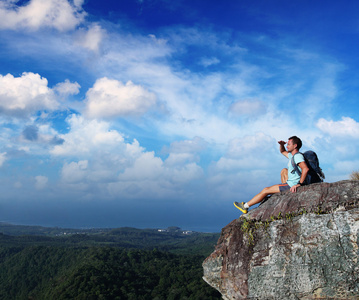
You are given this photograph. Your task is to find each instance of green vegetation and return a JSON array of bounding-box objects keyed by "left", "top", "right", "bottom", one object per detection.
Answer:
[
  {"left": 0, "top": 224, "right": 221, "bottom": 299},
  {"left": 0, "top": 223, "right": 219, "bottom": 256},
  {"left": 240, "top": 218, "right": 255, "bottom": 245}
]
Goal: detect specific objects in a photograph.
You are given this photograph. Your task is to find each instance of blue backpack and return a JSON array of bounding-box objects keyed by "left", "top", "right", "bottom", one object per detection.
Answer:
[{"left": 291, "top": 151, "right": 325, "bottom": 185}]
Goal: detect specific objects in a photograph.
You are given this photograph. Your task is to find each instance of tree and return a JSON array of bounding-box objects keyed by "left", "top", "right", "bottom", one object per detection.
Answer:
[{"left": 350, "top": 171, "right": 359, "bottom": 180}]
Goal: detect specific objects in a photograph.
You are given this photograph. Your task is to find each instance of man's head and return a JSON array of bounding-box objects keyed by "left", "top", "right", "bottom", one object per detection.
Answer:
[{"left": 287, "top": 136, "right": 302, "bottom": 152}]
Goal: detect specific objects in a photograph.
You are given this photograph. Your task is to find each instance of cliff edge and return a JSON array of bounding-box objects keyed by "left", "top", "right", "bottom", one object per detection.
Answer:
[{"left": 203, "top": 180, "right": 359, "bottom": 299}]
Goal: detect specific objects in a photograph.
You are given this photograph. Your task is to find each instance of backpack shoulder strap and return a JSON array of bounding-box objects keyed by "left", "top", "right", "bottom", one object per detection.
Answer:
[{"left": 291, "top": 152, "right": 302, "bottom": 176}]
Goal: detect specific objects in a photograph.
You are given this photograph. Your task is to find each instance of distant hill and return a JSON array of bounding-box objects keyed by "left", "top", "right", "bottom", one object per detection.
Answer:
[
  {"left": 0, "top": 223, "right": 221, "bottom": 299},
  {"left": 0, "top": 222, "right": 112, "bottom": 236},
  {"left": 0, "top": 223, "right": 219, "bottom": 256}
]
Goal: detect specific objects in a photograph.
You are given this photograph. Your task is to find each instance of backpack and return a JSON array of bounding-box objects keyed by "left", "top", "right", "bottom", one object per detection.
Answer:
[{"left": 291, "top": 151, "right": 325, "bottom": 185}]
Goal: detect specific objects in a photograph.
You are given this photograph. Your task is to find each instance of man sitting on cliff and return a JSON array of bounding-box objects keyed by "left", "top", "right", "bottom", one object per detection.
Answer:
[{"left": 234, "top": 136, "right": 309, "bottom": 214}]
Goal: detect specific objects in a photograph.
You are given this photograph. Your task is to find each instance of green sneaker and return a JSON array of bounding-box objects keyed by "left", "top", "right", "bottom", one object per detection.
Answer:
[{"left": 234, "top": 201, "right": 248, "bottom": 214}]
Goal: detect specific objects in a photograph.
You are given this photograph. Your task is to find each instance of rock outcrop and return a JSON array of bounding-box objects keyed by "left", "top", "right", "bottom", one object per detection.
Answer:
[{"left": 203, "top": 180, "right": 359, "bottom": 299}]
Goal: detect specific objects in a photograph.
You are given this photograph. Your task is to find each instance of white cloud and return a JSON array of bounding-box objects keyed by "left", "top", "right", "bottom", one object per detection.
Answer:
[
  {"left": 0, "top": 0, "right": 86, "bottom": 31},
  {"left": 90, "top": 29, "right": 277, "bottom": 144},
  {"left": 73, "top": 0, "right": 84, "bottom": 9},
  {"left": 35, "top": 175, "right": 48, "bottom": 190},
  {"left": 214, "top": 157, "right": 244, "bottom": 172},
  {"left": 116, "top": 140, "right": 204, "bottom": 185},
  {"left": 75, "top": 24, "right": 105, "bottom": 52},
  {"left": 164, "top": 136, "right": 208, "bottom": 154},
  {"left": 61, "top": 160, "right": 88, "bottom": 183},
  {"left": 20, "top": 124, "right": 64, "bottom": 147},
  {"left": 204, "top": 132, "right": 285, "bottom": 201},
  {"left": 165, "top": 153, "right": 198, "bottom": 166},
  {"left": 118, "top": 152, "right": 163, "bottom": 181},
  {"left": 50, "top": 114, "right": 204, "bottom": 199},
  {"left": 112, "top": 151, "right": 203, "bottom": 198},
  {"left": 54, "top": 79, "right": 80, "bottom": 96},
  {"left": 0, "top": 72, "right": 58, "bottom": 117},
  {"left": 58, "top": 147, "right": 204, "bottom": 199},
  {"left": 316, "top": 117, "right": 359, "bottom": 138},
  {"left": 163, "top": 137, "right": 208, "bottom": 166},
  {"left": 199, "top": 57, "right": 220, "bottom": 67},
  {"left": 229, "top": 99, "right": 267, "bottom": 117},
  {"left": 84, "top": 78, "right": 157, "bottom": 119},
  {"left": 51, "top": 115, "right": 126, "bottom": 156},
  {"left": 226, "top": 132, "right": 275, "bottom": 159}
]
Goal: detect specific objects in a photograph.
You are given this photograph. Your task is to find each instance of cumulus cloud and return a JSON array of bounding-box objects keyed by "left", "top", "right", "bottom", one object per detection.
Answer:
[
  {"left": 120, "top": 154, "right": 203, "bottom": 184},
  {"left": 52, "top": 116, "right": 154, "bottom": 186},
  {"left": 229, "top": 99, "right": 267, "bottom": 117},
  {"left": 316, "top": 117, "right": 359, "bottom": 138},
  {"left": 75, "top": 24, "right": 105, "bottom": 52},
  {"left": 84, "top": 78, "right": 157, "bottom": 119},
  {"left": 21, "top": 124, "right": 64, "bottom": 145},
  {"left": 118, "top": 152, "right": 163, "bottom": 181},
  {"left": 61, "top": 160, "right": 88, "bottom": 183},
  {"left": 114, "top": 150, "right": 203, "bottom": 198},
  {"left": 51, "top": 115, "right": 126, "bottom": 156},
  {"left": 50, "top": 114, "right": 204, "bottom": 199},
  {"left": 0, "top": 72, "right": 58, "bottom": 118},
  {"left": 0, "top": 0, "right": 86, "bottom": 31},
  {"left": 163, "top": 137, "right": 208, "bottom": 166},
  {"left": 54, "top": 79, "right": 81, "bottom": 96}
]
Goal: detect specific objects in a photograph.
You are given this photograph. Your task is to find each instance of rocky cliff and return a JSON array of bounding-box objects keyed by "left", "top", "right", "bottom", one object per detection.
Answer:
[{"left": 203, "top": 180, "right": 359, "bottom": 299}]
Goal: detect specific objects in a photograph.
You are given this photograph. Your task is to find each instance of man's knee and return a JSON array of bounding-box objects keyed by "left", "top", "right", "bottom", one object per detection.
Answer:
[
  {"left": 262, "top": 186, "right": 274, "bottom": 194},
  {"left": 262, "top": 186, "right": 271, "bottom": 194},
  {"left": 262, "top": 184, "right": 281, "bottom": 195},
  {"left": 281, "top": 168, "right": 288, "bottom": 184}
]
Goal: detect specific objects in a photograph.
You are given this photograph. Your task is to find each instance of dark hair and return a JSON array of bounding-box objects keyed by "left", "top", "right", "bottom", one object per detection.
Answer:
[{"left": 289, "top": 136, "right": 302, "bottom": 150}]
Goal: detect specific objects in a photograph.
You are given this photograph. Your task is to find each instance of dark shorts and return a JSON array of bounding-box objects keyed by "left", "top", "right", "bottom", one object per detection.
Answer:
[{"left": 279, "top": 183, "right": 290, "bottom": 192}]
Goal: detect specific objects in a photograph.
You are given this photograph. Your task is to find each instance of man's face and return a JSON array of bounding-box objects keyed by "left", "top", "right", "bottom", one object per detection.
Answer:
[{"left": 287, "top": 139, "right": 297, "bottom": 152}]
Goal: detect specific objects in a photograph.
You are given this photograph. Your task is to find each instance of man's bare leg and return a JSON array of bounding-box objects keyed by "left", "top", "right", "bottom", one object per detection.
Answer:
[
  {"left": 247, "top": 184, "right": 281, "bottom": 207},
  {"left": 234, "top": 184, "right": 282, "bottom": 214}
]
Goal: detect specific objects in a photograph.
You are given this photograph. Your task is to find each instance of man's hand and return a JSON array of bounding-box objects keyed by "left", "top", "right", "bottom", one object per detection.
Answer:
[
  {"left": 290, "top": 184, "right": 300, "bottom": 193},
  {"left": 278, "top": 140, "right": 288, "bottom": 157}
]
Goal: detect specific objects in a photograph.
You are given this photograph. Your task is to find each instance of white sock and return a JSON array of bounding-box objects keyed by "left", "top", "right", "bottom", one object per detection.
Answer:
[{"left": 244, "top": 203, "right": 249, "bottom": 209}]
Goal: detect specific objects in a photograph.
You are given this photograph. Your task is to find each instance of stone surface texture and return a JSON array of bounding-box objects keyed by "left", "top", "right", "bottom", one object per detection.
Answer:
[{"left": 203, "top": 180, "right": 359, "bottom": 299}]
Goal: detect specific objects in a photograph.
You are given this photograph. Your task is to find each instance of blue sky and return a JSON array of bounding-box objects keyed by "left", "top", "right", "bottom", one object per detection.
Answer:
[{"left": 0, "top": 0, "right": 359, "bottom": 232}]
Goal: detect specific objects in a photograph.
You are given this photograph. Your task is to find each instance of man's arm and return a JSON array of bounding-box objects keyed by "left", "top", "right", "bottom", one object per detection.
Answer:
[
  {"left": 278, "top": 140, "right": 288, "bottom": 158},
  {"left": 290, "top": 161, "right": 309, "bottom": 193}
]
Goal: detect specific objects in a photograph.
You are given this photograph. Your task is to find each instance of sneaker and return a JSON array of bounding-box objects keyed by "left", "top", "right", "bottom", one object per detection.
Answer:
[{"left": 234, "top": 202, "right": 248, "bottom": 214}]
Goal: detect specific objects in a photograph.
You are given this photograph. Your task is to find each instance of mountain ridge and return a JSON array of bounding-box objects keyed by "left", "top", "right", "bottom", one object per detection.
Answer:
[{"left": 203, "top": 180, "right": 359, "bottom": 299}]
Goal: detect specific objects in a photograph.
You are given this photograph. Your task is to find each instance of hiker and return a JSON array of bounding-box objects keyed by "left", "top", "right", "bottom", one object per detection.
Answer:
[{"left": 234, "top": 136, "right": 309, "bottom": 214}]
